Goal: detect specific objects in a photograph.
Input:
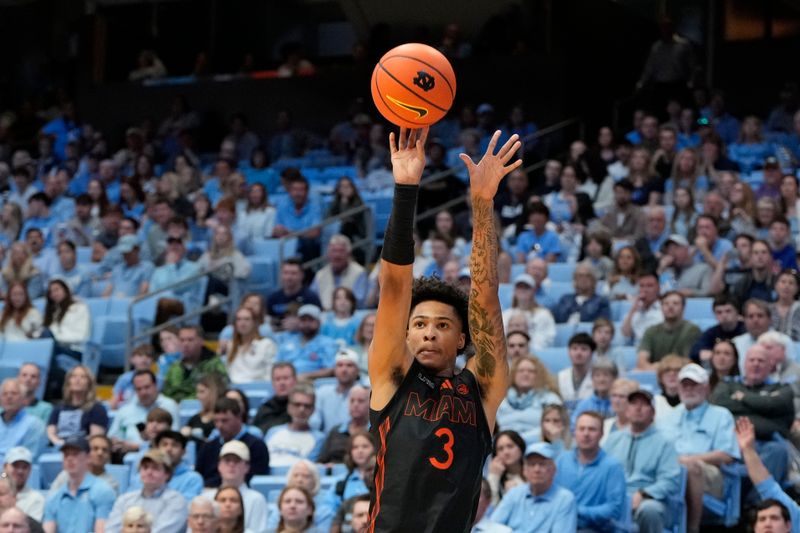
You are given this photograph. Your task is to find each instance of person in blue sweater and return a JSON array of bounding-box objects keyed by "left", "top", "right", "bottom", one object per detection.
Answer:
[
  {"left": 603, "top": 389, "right": 681, "bottom": 533},
  {"left": 769, "top": 216, "right": 799, "bottom": 270},
  {"left": 556, "top": 411, "right": 626, "bottom": 532},
  {"left": 552, "top": 264, "right": 611, "bottom": 324},
  {"left": 737, "top": 416, "right": 800, "bottom": 533}
]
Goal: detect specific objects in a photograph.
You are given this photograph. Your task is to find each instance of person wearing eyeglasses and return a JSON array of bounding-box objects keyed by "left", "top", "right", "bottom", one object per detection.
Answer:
[
  {"left": 264, "top": 383, "right": 324, "bottom": 469},
  {"left": 149, "top": 217, "right": 202, "bottom": 307},
  {"left": 187, "top": 496, "right": 219, "bottom": 533}
]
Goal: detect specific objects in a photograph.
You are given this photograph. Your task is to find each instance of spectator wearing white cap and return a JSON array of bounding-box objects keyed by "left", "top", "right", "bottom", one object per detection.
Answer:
[
  {"left": 264, "top": 382, "right": 324, "bottom": 468},
  {"left": 3, "top": 448, "right": 43, "bottom": 522},
  {"left": 201, "top": 440, "right": 268, "bottom": 533},
  {"left": 102, "top": 235, "right": 154, "bottom": 298},
  {"left": 491, "top": 442, "right": 577, "bottom": 532},
  {"left": 105, "top": 449, "right": 187, "bottom": 533},
  {"left": 273, "top": 304, "right": 337, "bottom": 380},
  {"left": 501, "top": 274, "right": 556, "bottom": 351},
  {"left": 311, "top": 348, "right": 362, "bottom": 433},
  {"left": 659, "top": 363, "right": 739, "bottom": 533},
  {"left": 310, "top": 235, "right": 368, "bottom": 310},
  {"left": 603, "top": 389, "right": 681, "bottom": 533},
  {"left": 657, "top": 234, "right": 713, "bottom": 296}
]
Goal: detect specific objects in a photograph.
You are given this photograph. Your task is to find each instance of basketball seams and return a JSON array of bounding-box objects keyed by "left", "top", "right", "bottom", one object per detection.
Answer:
[
  {"left": 377, "top": 61, "right": 450, "bottom": 114},
  {"left": 373, "top": 69, "right": 436, "bottom": 127},
  {"left": 381, "top": 54, "right": 456, "bottom": 96}
]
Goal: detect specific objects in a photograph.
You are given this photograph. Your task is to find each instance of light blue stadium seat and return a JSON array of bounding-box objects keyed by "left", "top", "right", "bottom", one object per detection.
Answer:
[
  {"left": 108, "top": 298, "right": 133, "bottom": 316},
  {"left": 610, "top": 300, "right": 632, "bottom": 321},
  {"left": 548, "top": 263, "right": 576, "bottom": 283},
  {"left": 509, "top": 263, "right": 526, "bottom": 279},
  {"left": 575, "top": 322, "right": 593, "bottom": 334},
  {"left": 0, "top": 339, "right": 53, "bottom": 398},
  {"left": 250, "top": 238, "right": 299, "bottom": 261},
  {"left": 76, "top": 247, "right": 93, "bottom": 264},
  {"left": 553, "top": 324, "right": 575, "bottom": 347},
  {"left": 546, "top": 281, "right": 573, "bottom": 303},
  {"left": 703, "top": 464, "right": 741, "bottom": 527},
  {"left": 28, "top": 464, "right": 42, "bottom": 490},
  {"left": 684, "top": 298, "right": 713, "bottom": 321},
  {"left": 106, "top": 463, "right": 131, "bottom": 494},
  {"left": 85, "top": 298, "right": 110, "bottom": 318},
  {"left": 498, "top": 284, "right": 513, "bottom": 310},
  {"left": 618, "top": 347, "right": 638, "bottom": 372},
  {"left": 628, "top": 371, "right": 658, "bottom": 392},
  {"left": 92, "top": 315, "right": 129, "bottom": 368},
  {"left": 245, "top": 258, "right": 278, "bottom": 295},
  {"left": 364, "top": 195, "right": 392, "bottom": 240},
  {"left": 534, "top": 347, "right": 570, "bottom": 374},
  {"left": 38, "top": 452, "right": 63, "bottom": 489}
]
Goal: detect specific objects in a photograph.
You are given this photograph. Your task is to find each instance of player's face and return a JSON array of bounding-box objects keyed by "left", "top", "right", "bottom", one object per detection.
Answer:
[{"left": 407, "top": 300, "right": 465, "bottom": 375}]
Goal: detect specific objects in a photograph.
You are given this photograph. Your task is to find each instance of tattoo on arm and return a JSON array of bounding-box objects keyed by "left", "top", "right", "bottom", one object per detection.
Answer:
[{"left": 469, "top": 197, "right": 504, "bottom": 381}]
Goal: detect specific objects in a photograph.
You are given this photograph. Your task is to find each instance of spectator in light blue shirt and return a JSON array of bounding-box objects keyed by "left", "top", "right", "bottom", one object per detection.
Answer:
[
  {"left": 310, "top": 349, "right": 361, "bottom": 433},
  {"left": 556, "top": 411, "right": 626, "bottom": 532},
  {"left": 45, "top": 170, "right": 76, "bottom": 224},
  {"left": 103, "top": 235, "right": 154, "bottom": 298},
  {"left": 43, "top": 436, "right": 116, "bottom": 533},
  {"left": 49, "top": 241, "right": 92, "bottom": 298},
  {"left": 514, "top": 202, "right": 562, "bottom": 263},
  {"left": 272, "top": 174, "right": 322, "bottom": 263},
  {"left": 736, "top": 416, "right": 800, "bottom": 533},
  {"left": 149, "top": 220, "right": 203, "bottom": 309},
  {"left": 659, "top": 363, "right": 739, "bottom": 533},
  {"left": 20, "top": 193, "right": 55, "bottom": 246},
  {"left": 274, "top": 304, "right": 337, "bottom": 380},
  {"left": 603, "top": 389, "right": 681, "bottom": 533},
  {"left": 0, "top": 378, "right": 46, "bottom": 464},
  {"left": 492, "top": 442, "right": 577, "bottom": 533}
]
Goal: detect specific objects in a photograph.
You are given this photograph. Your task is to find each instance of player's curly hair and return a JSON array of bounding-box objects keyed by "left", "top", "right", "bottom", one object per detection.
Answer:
[{"left": 410, "top": 276, "right": 471, "bottom": 353}]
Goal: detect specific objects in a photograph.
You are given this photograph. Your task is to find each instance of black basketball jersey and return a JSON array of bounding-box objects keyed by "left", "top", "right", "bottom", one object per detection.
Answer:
[{"left": 368, "top": 359, "right": 492, "bottom": 533}]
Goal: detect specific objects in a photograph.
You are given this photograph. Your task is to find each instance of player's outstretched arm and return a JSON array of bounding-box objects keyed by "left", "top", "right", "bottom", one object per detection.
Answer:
[
  {"left": 463, "top": 131, "right": 521, "bottom": 430},
  {"left": 369, "top": 127, "right": 429, "bottom": 411}
]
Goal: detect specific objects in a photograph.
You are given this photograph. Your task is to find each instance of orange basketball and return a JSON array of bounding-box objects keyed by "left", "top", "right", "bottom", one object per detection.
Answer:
[{"left": 371, "top": 43, "right": 456, "bottom": 129}]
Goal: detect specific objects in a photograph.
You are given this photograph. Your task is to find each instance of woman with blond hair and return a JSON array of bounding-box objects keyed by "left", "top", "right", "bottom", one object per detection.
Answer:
[
  {"left": 46, "top": 365, "right": 108, "bottom": 446},
  {"left": 121, "top": 506, "right": 154, "bottom": 533},
  {"left": 729, "top": 180, "right": 758, "bottom": 236},
  {"left": 664, "top": 147, "right": 708, "bottom": 203},
  {"left": 496, "top": 355, "right": 562, "bottom": 444},
  {"left": 0, "top": 241, "right": 43, "bottom": 299},
  {"left": 654, "top": 354, "right": 691, "bottom": 422},
  {"left": 224, "top": 306, "right": 277, "bottom": 383},
  {"left": 540, "top": 403, "right": 572, "bottom": 452}
]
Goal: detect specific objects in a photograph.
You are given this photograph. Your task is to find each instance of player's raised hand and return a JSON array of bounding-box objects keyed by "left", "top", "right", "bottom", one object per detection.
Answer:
[
  {"left": 389, "top": 127, "right": 429, "bottom": 185},
  {"left": 460, "top": 131, "right": 522, "bottom": 200}
]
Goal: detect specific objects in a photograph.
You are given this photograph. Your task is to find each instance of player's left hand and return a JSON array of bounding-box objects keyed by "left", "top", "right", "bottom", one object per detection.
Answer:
[{"left": 460, "top": 130, "right": 522, "bottom": 200}]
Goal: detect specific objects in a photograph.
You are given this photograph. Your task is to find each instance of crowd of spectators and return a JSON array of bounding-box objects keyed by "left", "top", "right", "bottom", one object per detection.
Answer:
[{"left": 1, "top": 48, "right": 800, "bottom": 531}]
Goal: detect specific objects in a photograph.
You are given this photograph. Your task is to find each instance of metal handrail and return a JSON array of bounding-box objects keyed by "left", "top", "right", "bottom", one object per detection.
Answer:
[
  {"left": 276, "top": 203, "right": 375, "bottom": 270},
  {"left": 415, "top": 118, "right": 581, "bottom": 226},
  {"left": 125, "top": 261, "right": 234, "bottom": 364}
]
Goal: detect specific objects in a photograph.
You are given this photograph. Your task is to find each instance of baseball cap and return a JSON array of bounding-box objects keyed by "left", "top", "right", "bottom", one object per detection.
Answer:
[
  {"left": 513, "top": 273, "right": 536, "bottom": 288},
  {"left": 117, "top": 234, "right": 140, "bottom": 254},
  {"left": 665, "top": 234, "right": 690, "bottom": 247},
  {"left": 678, "top": 363, "right": 709, "bottom": 384},
  {"left": 458, "top": 268, "right": 471, "bottom": 280},
  {"left": 61, "top": 436, "right": 90, "bottom": 453},
  {"left": 335, "top": 347, "right": 360, "bottom": 365},
  {"left": 524, "top": 442, "right": 557, "bottom": 460},
  {"left": 5, "top": 447, "right": 32, "bottom": 465},
  {"left": 219, "top": 440, "right": 250, "bottom": 462},
  {"left": 765, "top": 156, "right": 780, "bottom": 168},
  {"left": 628, "top": 389, "right": 655, "bottom": 406},
  {"left": 297, "top": 304, "right": 321, "bottom": 320},
  {"left": 140, "top": 449, "right": 172, "bottom": 471}
]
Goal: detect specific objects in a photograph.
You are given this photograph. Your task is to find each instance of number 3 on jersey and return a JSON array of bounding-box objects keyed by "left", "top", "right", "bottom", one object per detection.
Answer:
[{"left": 428, "top": 428, "right": 454, "bottom": 470}]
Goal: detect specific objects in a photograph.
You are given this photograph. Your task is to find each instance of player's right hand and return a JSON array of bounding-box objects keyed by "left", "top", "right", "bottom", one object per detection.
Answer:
[{"left": 389, "top": 127, "right": 429, "bottom": 185}]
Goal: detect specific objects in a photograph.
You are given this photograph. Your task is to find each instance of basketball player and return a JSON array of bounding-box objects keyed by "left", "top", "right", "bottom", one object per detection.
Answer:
[{"left": 368, "top": 127, "right": 521, "bottom": 532}]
